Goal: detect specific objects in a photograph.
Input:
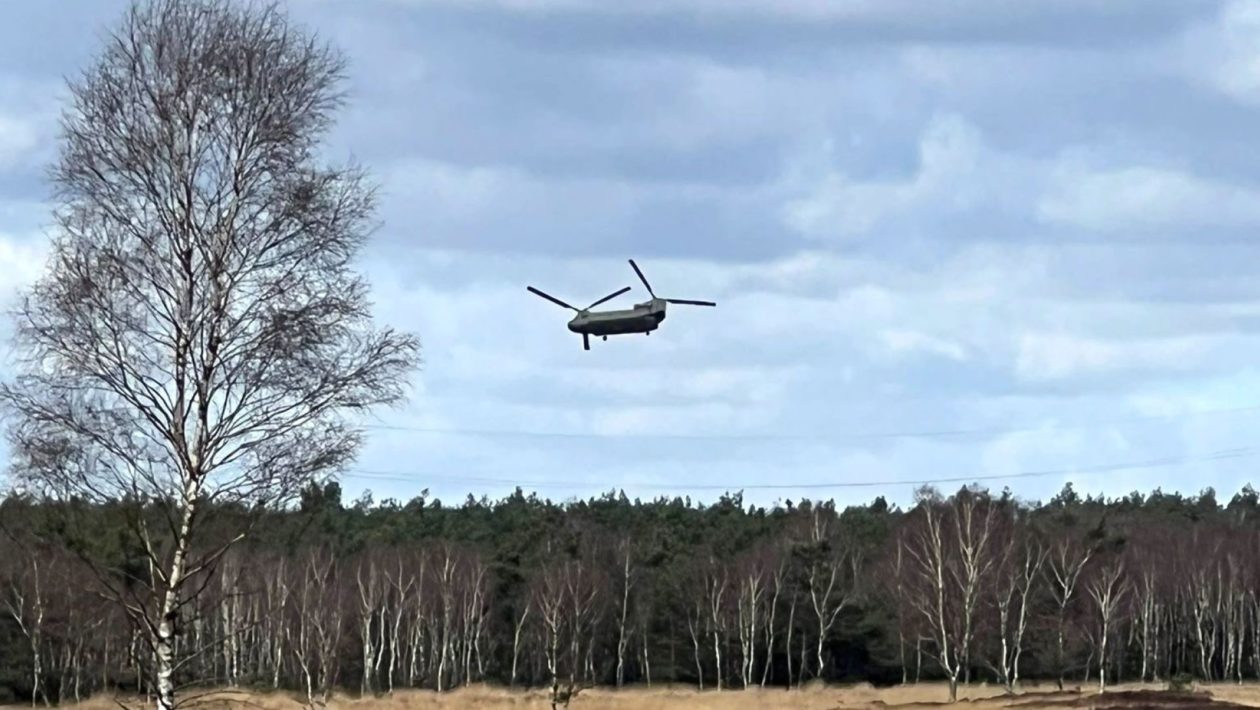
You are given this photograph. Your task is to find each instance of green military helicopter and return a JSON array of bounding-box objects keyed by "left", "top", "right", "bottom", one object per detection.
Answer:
[{"left": 527, "top": 259, "right": 716, "bottom": 350}]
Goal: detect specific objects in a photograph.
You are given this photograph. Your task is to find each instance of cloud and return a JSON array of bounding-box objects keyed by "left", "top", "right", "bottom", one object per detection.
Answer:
[
  {"left": 1181, "top": 0, "right": 1260, "bottom": 105},
  {"left": 880, "top": 330, "right": 968, "bottom": 362},
  {"left": 369, "top": 0, "right": 1207, "bottom": 48},
  {"left": 0, "top": 233, "right": 45, "bottom": 295},
  {"left": 1038, "top": 163, "right": 1260, "bottom": 233},
  {"left": 5, "top": 0, "right": 1260, "bottom": 507},
  {"left": 0, "top": 114, "right": 38, "bottom": 169},
  {"left": 377, "top": 156, "right": 796, "bottom": 260},
  {"left": 980, "top": 424, "right": 1087, "bottom": 480},
  {"left": 781, "top": 113, "right": 1039, "bottom": 244},
  {"left": 0, "top": 233, "right": 48, "bottom": 376},
  {"left": 1014, "top": 332, "right": 1220, "bottom": 382}
]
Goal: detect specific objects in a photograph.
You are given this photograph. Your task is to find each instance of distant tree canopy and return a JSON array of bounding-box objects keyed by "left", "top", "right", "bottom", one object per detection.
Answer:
[{"left": 1, "top": 482, "right": 1258, "bottom": 704}]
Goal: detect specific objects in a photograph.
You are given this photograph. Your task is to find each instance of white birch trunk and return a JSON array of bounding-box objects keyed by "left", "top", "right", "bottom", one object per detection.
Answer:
[{"left": 155, "top": 486, "right": 198, "bottom": 710}]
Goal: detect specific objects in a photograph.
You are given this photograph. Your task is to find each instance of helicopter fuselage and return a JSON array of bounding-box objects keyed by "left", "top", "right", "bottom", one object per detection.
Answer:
[
  {"left": 528, "top": 259, "right": 714, "bottom": 350},
  {"left": 568, "top": 299, "right": 667, "bottom": 336}
]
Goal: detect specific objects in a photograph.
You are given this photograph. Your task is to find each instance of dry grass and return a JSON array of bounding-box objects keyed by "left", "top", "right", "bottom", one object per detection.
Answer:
[{"left": 14, "top": 681, "right": 1260, "bottom": 709}]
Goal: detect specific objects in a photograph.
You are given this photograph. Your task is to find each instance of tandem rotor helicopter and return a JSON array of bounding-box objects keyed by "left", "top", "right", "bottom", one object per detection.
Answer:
[{"left": 527, "top": 259, "right": 716, "bottom": 350}]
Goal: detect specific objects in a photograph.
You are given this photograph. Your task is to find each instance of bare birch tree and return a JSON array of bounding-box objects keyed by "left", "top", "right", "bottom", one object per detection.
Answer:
[
  {"left": 735, "top": 552, "right": 767, "bottom": 689},
  {"left": 1044, "top": 532, "right": 1093, "bottom": 689},
  {"left": 901, "top": 487, "right": 997, "bottom": 702},
  {"left": 510, "top": 596, "right": 532, "bottom": 688},
  {"left": 1086, "top": 560, "right": 1127, "bottom": 693},
  {"left": 356, "top": 556, "right": 385, "bottom": 694},
  {"left": 986, "top": 524, "right": 1046, "bottom": 693},
  {"left": 532, "top": 558, "right": 567, "bottom": 696},
  {"left": 0, "top": 2, "right": 419, "bottom": 708},
  {"left": 2, "top": 548, "right": 49, "bottom": 707},
  {"left": 801, "top": 506, "right": 861, "bottom": 682},
  {"left": 760, "top": 557, "right": 786, "bottom": 688},
  {"left": 1129, "top": 538, "right": 1163, "bottom": 683},
  {"left": 288, "top": 548, "right": 344, "bottom": 708},
  {"left": 613, "top": 536, "right": 634, "bottom": 689},
  {"left": 702, "top": 556, "right": 730, "bottom": 691}
]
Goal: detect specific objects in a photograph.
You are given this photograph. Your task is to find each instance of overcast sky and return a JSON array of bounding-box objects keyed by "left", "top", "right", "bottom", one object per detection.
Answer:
[{"left": 4, "top": 0, "right": 1260, "bottom": 509}]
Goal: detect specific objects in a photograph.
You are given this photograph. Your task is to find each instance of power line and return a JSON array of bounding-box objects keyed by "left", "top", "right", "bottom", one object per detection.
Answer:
[
  {"left": 354, "top": 403, "right": 1260, "bottom": 443},
  {"left": 340, "top": 445, "right": 1260, "bottom": 492}
]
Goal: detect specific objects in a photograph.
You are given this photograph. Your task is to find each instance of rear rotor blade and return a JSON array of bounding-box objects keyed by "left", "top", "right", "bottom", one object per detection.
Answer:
[
  {"left": 586, "top": 286, "right": 631, "bottom": 310},
  {"left": 527, "top": 286, "right": 577, "bottom": 310},
  {"left": 665, "top": 298, "right": 716, "bottom": 307},
  {"left": 628, "top": 259, "right": 655, "bottom": 297}
]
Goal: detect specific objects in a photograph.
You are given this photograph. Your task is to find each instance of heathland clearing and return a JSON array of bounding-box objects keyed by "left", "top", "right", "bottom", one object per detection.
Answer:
[{"left": 11, "top": 683, "right": 1260, "bottom": 710}]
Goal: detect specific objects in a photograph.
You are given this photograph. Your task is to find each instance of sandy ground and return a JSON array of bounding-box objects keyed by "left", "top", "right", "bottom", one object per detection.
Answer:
[{"left": 11, "top": 682, "right": 1260, "bottom": 709}]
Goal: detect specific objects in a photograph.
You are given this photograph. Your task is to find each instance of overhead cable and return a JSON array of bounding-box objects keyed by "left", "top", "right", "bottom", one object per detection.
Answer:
[{"left": 340, "top": 445, "right": 1260, "bottom": 492}]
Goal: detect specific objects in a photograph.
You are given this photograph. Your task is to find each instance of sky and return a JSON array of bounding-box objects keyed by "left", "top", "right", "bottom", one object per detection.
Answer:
[{"left": 3, "top": 0, "right": 1260, "bottom": 509}]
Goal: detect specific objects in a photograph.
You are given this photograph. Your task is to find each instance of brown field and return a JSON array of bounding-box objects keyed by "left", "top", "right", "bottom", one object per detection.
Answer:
[{"left": 13, "top": 682, "right": 1260, "bottom": 710}]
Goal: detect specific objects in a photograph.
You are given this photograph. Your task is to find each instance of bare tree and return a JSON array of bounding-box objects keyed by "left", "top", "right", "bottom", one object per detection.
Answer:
[
  {"left": 0, "top": 2, "right": 419, "bottom": 708},
  {"left": 800, "top": 506, "right": 861, "bottom": 681},
  {"left": 287, "top": 547, "right": 344, "bottom": 708},
  {"left": 356, "top": 555, "right": 386, "bottom": 694},
  {"left": 1129, "top": 538, "right": 1163, "bottom": 683},
  {"left": 532, "top": 556, "right": 567, "bottom": 696},
  {"left": 1086, "top": 560, "right": 1127, "bottom": 693},
  {"left": 2, "top": 545, "right": 50, "bottom": 707},
  {"left": 613, "top": 536, "right": 634, "bottom": 689},
  {"left": 1045, "top": 531, "right": 1093, "bottom": 689},
  {"left": 734, "top": 550, "right": 768, "bottom": 688},
  {"left": 510, "top": 596, "right": 532, "bottom": 688},
  {"left": 985, "top": 521, "right": 1045, "bottom": 693},
  {"left": 383, "top": 551, "right": 417, "bottom": 693},
  {"left": 760, "top": 556, "right": 786, "bottom": 688},
  {"left": 702, "top": 556, "right": 730, "bottom": 691},
  {"left": 901, "top": 487, "right": 998, "bottom": 702}
]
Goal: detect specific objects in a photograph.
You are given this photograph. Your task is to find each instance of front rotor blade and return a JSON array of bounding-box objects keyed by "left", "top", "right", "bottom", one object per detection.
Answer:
[
  {"left": 527, "top": 286, "right": 577, "bottom": 310},
  {"left": 628, "top": 259, "right": 655, "bottom": 297},
  {"left": 587, "top": 286, "right": 631, "bottom": 310},
  {"left": 665, "top": 298, "right": 717, "bottom": 307}
]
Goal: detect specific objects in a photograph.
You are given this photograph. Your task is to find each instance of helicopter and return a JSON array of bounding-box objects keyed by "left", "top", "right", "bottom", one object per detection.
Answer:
[{"left": 527, "top": 259, "right": 716, "bottom": 350}]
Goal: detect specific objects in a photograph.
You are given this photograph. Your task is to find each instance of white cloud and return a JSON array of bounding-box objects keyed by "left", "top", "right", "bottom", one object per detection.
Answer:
[
  {"left": 782, "top": 114, "right": 1006, "bottom": 241},
  {"left": 0, "top": 234, "right": 45, "bottom": 294},
  {"left": 1127, "top": 370, "right": 1260, "bottom": 417},
  {"left": 590, "top": 56, "right": 813, "bottom": 153},
  {"left": 552, "top": 364, "right": 799, "bottom": 406},
  {"left": 381, "top": 156, "right": 776, "bottom": 253},
  {"left": 7, "top": 0, "right": 1260, "bottom": 507},
  {"left": 1038, "top": 163, "right": 1260, "bottom": 232},
  {"left": 880, "top": 329, "right": 968, "bottom": 362},
  {"left": 373, "top": 0, "right": 1185, "bottom": 37},
  {"left": 350, "top": 239, "right": 1260, "bottom": 504},
  {"left": 980, "top": 424, "right": 1086, "bottom": 478},
  {"left": 1181, "top": 0, "right": 1260, "bottom": 105},
  {"left": 1015, "top": 332, "right": 1215, "bottom": 381},
  {"left": 0, "top": 114, "right": 38, "bottom": 169},
  {"left": 590, "top": 400, "right": 771, "bottom": 437},
  {"left": 368, "top": 0, "right": 902, "bottom": 18},
  {"left": 383, "top": 159, "right": 639, "bottom": 227}
]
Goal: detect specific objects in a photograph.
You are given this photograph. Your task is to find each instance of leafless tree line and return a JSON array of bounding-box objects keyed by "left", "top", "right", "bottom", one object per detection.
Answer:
[
  {"left": 891, "top": 487, "right": 1260, "bottom": 700},
  {"left": 7, "top": 487, "right": 1260, "bottom": 704}
]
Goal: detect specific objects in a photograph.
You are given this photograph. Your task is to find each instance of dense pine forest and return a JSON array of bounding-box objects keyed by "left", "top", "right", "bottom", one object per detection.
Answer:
[{"left": 3, "top": 481, "right": 1260, "bottom": 704}]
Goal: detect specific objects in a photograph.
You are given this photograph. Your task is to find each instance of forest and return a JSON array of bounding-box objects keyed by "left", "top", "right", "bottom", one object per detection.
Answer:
[{"left": 2, "top": 481, "right": 1259, "bottom": 705}]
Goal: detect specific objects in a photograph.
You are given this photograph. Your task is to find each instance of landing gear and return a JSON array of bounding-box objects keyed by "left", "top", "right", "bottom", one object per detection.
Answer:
[
  {"left": 603, "top": 336, "right": 608, "bottom": 341},
  {"left": 582, "top": 333, "right": 590, "bottom": 351}
]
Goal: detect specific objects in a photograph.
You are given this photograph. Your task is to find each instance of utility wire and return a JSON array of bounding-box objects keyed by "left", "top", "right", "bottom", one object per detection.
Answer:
[
  {"left": 355, "top": 403, "right": 1260, "bottom": 443},
  {"left": 340, "top": 445, "right": 1260, "bottom": 492}
]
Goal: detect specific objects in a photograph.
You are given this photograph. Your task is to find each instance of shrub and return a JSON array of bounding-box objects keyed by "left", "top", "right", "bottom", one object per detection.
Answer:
[{"left": 1168, "top": 673, "right": 1194, "bottom": 692}]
